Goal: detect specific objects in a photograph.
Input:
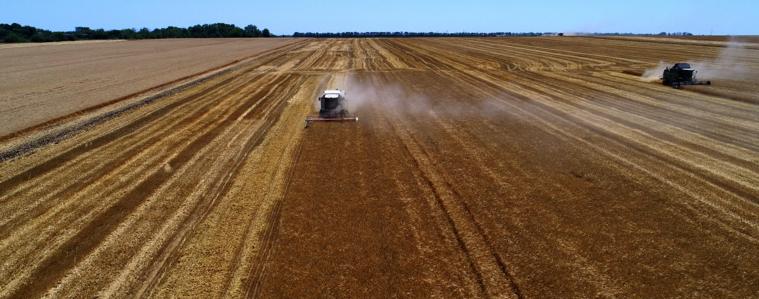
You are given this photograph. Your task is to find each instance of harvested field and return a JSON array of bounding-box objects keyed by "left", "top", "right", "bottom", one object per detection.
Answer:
[
  {"left": 1, "top": 37, "right": 758, "bottom": 298},
  {"left": 0, "top": 38, "right": 297, "bottom": 136}
]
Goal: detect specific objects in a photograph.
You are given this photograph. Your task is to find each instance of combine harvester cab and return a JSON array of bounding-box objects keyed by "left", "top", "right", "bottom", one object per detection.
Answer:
[
  {"left": 305, "top": 89, "right": 359, "bottom": 127},
  {"left": 662, "top": 63, "right": 711, "bottom": 89}
]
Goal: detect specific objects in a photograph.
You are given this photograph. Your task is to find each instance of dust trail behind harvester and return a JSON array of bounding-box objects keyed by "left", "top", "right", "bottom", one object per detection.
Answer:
[
  {"left": 344, "top": 74, "right": 432, "bottom": 116},
  {"left": 343, "top": 72, "right": 510, "bottom": 123},
  {"left": 641, "top": 37, "right": 758, "bottom": 82},
  {"left": 690, "top": 38, "right": 754, "bottom": 80}
]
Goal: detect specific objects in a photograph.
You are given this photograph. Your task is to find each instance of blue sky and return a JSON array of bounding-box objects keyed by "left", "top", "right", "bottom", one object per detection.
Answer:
[{"left": 2, "top": 0, "right": 757, "bottom": 35}]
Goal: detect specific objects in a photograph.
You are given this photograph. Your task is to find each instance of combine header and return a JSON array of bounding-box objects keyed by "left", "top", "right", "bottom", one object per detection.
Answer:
[
  {"left": 662, "top": 63, "right": 711, "bottom": 89},
  {"left": 305, "top": 89, "right": 358, "bottom": 127}
]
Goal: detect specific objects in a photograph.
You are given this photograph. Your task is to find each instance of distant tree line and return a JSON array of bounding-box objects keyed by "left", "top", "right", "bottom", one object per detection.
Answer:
[
  {"left": 0, "top": 23, "right": 273, "bottom": 43},
  {"left": 589, "top": 32, "right": 694, "bottom": 36},
  {"left": 1, "top": 23, "right": 697, "bottom": 43},
  {"left": 291, "top": 31, "right": 696, "bottom": 38},
  {"left": 657, "top": 32, "right": 694, "bottom": 36},
  {"left": 292, "top": 32, "right": 546, "bottom": 38}
]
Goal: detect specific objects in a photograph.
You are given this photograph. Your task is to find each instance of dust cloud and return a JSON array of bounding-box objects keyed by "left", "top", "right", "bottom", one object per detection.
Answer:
[
  {"left": 690, "top": 39, "right": 753, "bottom": 80},
  {"left": 345, "top": 76, "right": 433, "bottom": 115},
  {"left": 641, "top": 61, "right": 670, "bottom": 82},
  {"left": 331, "top": 74, "right": 509, "bottom": 121},
  {"left": 641, "top": 37, "right": 755, "bottom": 82}
]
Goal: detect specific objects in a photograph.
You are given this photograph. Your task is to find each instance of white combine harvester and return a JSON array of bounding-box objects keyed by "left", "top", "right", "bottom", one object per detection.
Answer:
[{"left": 305, "top": 89, "right": 358, "bottom": 127}]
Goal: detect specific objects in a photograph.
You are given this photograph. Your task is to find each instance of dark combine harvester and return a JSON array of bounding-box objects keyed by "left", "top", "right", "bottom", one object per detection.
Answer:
[
  {"left": 662, "top": 63, "right": 711, "bottom": 89},
  {"left": 305, "top": 89, "right": 358, "bottom": 127}
]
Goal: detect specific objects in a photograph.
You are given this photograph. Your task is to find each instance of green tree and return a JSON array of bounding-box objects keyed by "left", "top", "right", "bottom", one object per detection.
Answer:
[
  {"left": 3, "top": 32, "right": 28, "bottom": 43},
  {"left": 244, "top": 25, "right": 260, "bottom": 37},
  {"left": 2, "top": 22, "right": 277, "bottom": 43},
  {"left": 137, "top": 28, "right": 150, "bottom": 39},
  {"left": 74, "top": 27, "right": 92, "bottom": 39}
]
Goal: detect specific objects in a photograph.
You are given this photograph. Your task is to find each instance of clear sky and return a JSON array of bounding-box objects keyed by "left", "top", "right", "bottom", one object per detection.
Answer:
[{"left": 2, "top": 0, "right": 757, "bottom": 35}]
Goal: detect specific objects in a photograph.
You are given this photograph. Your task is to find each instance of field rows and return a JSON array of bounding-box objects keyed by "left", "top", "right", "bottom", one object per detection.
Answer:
[{"left": 1, "top": 37, "right": 758, "bottom": 297}]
